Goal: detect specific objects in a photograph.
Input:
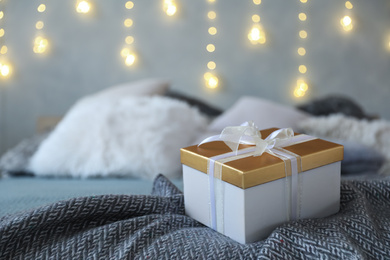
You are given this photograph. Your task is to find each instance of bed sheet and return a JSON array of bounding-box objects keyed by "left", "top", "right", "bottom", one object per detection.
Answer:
[{"left": 0, "top": 177, "right": 183, "bottom": 218}]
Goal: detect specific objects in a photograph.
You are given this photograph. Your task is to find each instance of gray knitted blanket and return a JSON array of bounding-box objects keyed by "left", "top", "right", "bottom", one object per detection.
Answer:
[{"left": 1, "top": 175, "right": 390, "bottom": 259}]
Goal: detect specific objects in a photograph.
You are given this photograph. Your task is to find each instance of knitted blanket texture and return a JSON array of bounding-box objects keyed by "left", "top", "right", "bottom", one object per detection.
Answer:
[{"left": 0, "top": 175, "right": 389, "bottom": 259}]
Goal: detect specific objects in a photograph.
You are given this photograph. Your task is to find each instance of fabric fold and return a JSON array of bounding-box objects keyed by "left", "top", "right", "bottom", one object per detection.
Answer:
[{"left": 0, "top": 175, "right": 390, "bottom": 259}]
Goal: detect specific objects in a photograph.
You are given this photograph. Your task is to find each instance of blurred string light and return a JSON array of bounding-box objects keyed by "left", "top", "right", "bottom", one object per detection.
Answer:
[
  {"left": 33, "top": 1, "right": 49, "bottom": 54},
  {"left": 340, "top": 1, "right": 353, "bottom": 32},
  {"left": 387, "top": 35, "right": 390, "bottom": 52},
  {"left": 248, "top": 0, "right": 266, "bottom": 45},
  {"left": 163, "top": 0, "right": 177, "bottom": 16},
  {"left": 204, "top": 0, "right": 219, "bottom": 89},
  {"left": 121, "top": 1, "right": 137, "bottom": 67},
  {"left": 294, "top": 0, "right": 310, "bottom": 98},
  {"left": 76, "top": 0, "right": 92, "bottom": 14},
  {"left": 0, "top": 0, "right": 12, "bottom": 78}
]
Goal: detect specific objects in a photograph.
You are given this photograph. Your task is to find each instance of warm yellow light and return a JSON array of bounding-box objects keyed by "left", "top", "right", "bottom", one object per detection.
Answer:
[
  {"left": 163, "top": 0, "right": 177, "bottom": 16},
  {"left": 121, "top": 48, "right": 136, "bottom": 66},
  {"left": 297, "top": 79, "right": 308, "bottom": 91},
  {"left": 299, "top": 30, "right": 308, "bottom": 39},
  {"left": 206, "top": 44, "right": 215, "bottom": 52},
  {"left": 252, "top": 15, "right": 260, "bottom": 23},
  {"left": 300, "top": 84, "right": 308, "bottom": 92},
  {"left": 208, "top": 0, "right": 216, "bottom": 3},
  {"left": 208, "top": 11, "right": 216, "bottom": 20},
  {"left": 294, "top": 88, "right": 306, "bottom": 98},
  {"left": 121, "top": 47, "right": 130, "bottom": 58},
  {"left": 124, "top": 19, "right": 133, "bottom": 27},
  {"left": 125, "top": 53, "right": 136, "bottom": 66},
  {"left": 298, "top": 47, "right": 306, "bottom": 56},
  {"left": 208, "top": 27, "right": 217, "bottom": 35},
  {"left": 207, "top": 61, "right": 216, "bottom": 70},
  {"left": 341, "top": 16, "right": 353, "bottom": 31},
  {"left": 121, "top": 48, "right": 137, "bottom": 66},
  {"left": 125, "top": 36, "right": 134, "bottom": 44},
  {"left": 300, "top": 0, "right": 308, "bottom": 3},
  {"left": 0, "top": 11, "right": 3, "bottom": 19},
  {"left": 249, "top": 27, "right": 260, "bottom": 41},
  {"left": 248, "top": 24, "right": 266, "bottom": 45},
  {"left": 0, "top": 28, "right": 4, "bottom": 37},
  {"left": 0, "top": 45, "right": 7, "bottom": 54},
  {"left": 341, "top": 16, "right": 352, "bottom": 26},
  {"left": 345, "top": 1, "right": 353, "bottom": 9},
  {"left": 342, "top": 24, "right": 353, "bottom": 31},
  {"left": 253, "top": 0, "right": 261, "bottom": 5},
  {"left": 298, "top": 13, "right": 307, "bottom": 21},
  {"left": 33, "top": 36, "right": 49, "bottom": 54},
  {"left": 76, "top": 1, "right": 91, "bottom": 14},
  {"left": 36, "top": 21, "right": 44, "bottom": 30},
  {"left": 207, "top": 77, "right": 218, "bottom": 88},
  {"left": 294, "top": 79, "right": 308, "bottom": 98},
  {"left": 167, "top": 5, "right": 177, "bottom": 16},
  {"left": 204, "top": 72, "right": 212, "bottom": 80},
  {"left": 37, "top": 4, "right": 46, "bottom": 13},
  {"left": 125, "top": 1, "right": 134, "bottom": 9},
  {"left": 299, "top": 65, "right": 307, "bottom": 74},
  {"left": 204, "top": 73, "right": 219, "bottom": 89},
  {"left": 0, "top": 63, "right": 11, "bottom": 77}
]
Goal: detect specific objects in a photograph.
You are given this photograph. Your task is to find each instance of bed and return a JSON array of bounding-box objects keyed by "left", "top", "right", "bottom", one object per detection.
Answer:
[{"left": 1, "top": 80, "right": 390, "bottom": 259}]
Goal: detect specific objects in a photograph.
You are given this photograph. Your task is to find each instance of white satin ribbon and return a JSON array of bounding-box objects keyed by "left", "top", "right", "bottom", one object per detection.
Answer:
[
  {"left": 199, "top": 122, "right": 316, "bottom": 231},
  {"left": 199, "top": 121, "right": 295, "bottom": 157}
]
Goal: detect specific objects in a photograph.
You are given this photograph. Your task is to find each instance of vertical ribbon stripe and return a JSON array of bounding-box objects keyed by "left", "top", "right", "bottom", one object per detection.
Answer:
[
  {"left": 271, "top": 148, "right": 300, "bottom": 221},
  {"left": 208, "top": 147, "right": 256, "bottom": 231}
]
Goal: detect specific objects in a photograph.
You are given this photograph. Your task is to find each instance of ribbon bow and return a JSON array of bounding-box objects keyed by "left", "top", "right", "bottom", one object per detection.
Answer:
[{"left": 199, "top": 121, "right": 294, "bottom": 156}]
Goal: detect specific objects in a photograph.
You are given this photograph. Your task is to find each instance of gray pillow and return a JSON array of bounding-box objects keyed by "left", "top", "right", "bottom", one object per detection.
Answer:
[
  {"left": 0, "top": 133, "right": 48, "bottom": 176},
  {"left": 328, "top": 139, "right": 385, "bottom": 175}
]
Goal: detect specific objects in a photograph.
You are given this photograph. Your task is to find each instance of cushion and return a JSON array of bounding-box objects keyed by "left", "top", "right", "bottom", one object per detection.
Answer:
[
  {"left": 28, "top": 95, "right": 207, "bottom": 179},
  {"left": 164, "top": 91, "right": 223, "bottom": 117},
  {"left": 323, "top": 138, "right": 384, "bottom": 175},
  {"left": 94, "top": 78, "right": 170, "bottom": 99},
  {"left": 298, "top": 114, "right": 390, "bottom": 175},
  {"left": 0, "top": 133, "right": 48, "bottom": 177},
  {"left": 208, "top": 96, "right": 310, "bottom": 132},
  {"left": 297, "top": 95, "right": 376, "bottom": 120}
]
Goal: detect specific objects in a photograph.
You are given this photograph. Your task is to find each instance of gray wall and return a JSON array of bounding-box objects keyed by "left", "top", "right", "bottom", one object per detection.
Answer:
[{"left": 1, "top": 0, "right": 390, "bottom": 154}]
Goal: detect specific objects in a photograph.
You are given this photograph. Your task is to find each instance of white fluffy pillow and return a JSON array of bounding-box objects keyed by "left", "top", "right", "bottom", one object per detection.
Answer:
[
  {"left": 93, "top": 78, "right": 170, "bottom": 99},
  {"left": 29, "top": 95, "right": 207, "bottom": 179},
  {"left": 208, "top": 96, "right": 310, "bottom": 132},
  {"left": 298, "top": 114, "right": 390, "bottom": 175}
]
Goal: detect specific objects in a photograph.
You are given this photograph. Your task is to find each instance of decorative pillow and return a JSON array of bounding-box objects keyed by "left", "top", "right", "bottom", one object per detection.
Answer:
[
  {"left": 322, "top": 138, "right": 384, "bottom": 175},
  {"left": 164, "top": 90, "right": 223, "bottom": 117},
  {"left": 208, "top": 96, "right": 310, "bottom": 132},
  {"left": 29, "top": 95, "right": 207, "bottom": 179},
  {"left": 0, "top": 133, "right": 48, "bottom": 177},
  {"left": 94, "top": 78, "right": 170, "bottom": 99},
  {"left": 297, "top": 95, "right": 375, "bottom": 120},
  {"left": 298, "top": 114, "right": 390, "bottom": 175}
]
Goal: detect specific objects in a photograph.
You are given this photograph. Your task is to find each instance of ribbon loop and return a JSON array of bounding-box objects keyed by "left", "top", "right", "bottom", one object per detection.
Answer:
[{"left": 199, "top": 121, "right": 294, "bottom": 157}]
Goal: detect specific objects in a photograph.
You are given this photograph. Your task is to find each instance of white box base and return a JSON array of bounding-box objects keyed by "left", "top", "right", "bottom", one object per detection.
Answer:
[{"left": 183, "top": 162, "right": 341, "bottom": 244}]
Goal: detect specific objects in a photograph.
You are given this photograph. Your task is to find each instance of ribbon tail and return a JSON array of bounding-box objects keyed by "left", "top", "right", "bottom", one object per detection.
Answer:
[
  {"left": 198, "top": 135, "right": 222, "bottom": 147},
  {"left": 265, "top": 128, "right": 294, "bottom": 141}
]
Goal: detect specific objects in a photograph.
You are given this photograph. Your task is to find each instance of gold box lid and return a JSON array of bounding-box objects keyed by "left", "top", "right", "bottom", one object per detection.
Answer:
[{"left": 181, "top": 128, "right": 344, "bottom": 189}]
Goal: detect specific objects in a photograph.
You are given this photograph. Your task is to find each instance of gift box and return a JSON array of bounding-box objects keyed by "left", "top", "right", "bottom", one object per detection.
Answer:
[{"left": 180, "top": 124, "right": 343, "bottom": 244}]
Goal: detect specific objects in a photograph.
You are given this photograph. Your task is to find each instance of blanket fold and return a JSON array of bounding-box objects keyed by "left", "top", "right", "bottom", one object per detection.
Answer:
[{"left": 1, "top": 174, "right": 390, "bottom": 259}]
